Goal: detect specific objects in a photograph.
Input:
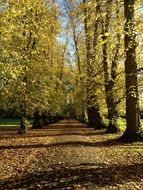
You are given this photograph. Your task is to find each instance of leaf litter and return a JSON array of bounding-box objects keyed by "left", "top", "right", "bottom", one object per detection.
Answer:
[{"left": 0, "top": 120, "right": 143, "bottom": 189}]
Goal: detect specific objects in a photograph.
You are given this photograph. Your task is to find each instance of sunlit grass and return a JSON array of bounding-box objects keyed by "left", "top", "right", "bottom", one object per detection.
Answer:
[{"left": 103, "top": 117, "right": 126, "bottom": 132}]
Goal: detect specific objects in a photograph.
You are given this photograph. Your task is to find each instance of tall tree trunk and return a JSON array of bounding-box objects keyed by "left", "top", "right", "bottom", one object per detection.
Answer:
[
  {"left": 105, "top": 81, "right": 119, "bottom": 133},
  {"left": 106, "top": 33, "right": 121, "bottom": 133},
  {"left": 121, "top": 0, "right": 143, "bottom": 141},
  {"left": 71, "top": 20, "right": 86, "bottom": 122},
  {"left": 83, "top": 0, "right": 105, "bottom": 129},
  {"left": 100, "top": 0, "right": 120, "bottom": 133}
]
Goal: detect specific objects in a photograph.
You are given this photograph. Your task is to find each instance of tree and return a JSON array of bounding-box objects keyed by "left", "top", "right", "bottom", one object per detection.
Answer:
[
  {"left": 83, "top": 0, "right": 105, "bottom": 128},
  {"left": 61, "top": 0, "right": 87, "bottom": 122},
  {"left": 121, "top": 0, "right": 143, "bottom": 141},
  {"left": 99, "top": 0, "right": 122, "bottom": 133},
  {"left": 0, "top": 0, "right": 62, "bottom": 133}
]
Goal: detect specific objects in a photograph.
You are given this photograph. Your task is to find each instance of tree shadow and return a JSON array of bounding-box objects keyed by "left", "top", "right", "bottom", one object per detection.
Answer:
[
  {"left": 0, "top": 138, "right": 141, "bottom": 150},
  {"left": 0, "top": 162, "right": 143, "bottom": 189},
  {"left": 47, "top": 125, "right": 87, "bottom": 129},
  {"left": 0, "top": 130, "right": 106, "bottom": 140}
]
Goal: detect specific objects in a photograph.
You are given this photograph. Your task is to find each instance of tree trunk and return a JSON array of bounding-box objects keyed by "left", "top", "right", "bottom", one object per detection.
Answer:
[
  {"left": 83, "top": 0, "right": 105, "bottom": 129},
  {"left": 18, "top": 105, "right": 27, "bottom": 134},
  {"left": 121, "top": 0, "right": 143, "bottom": 141},
  {"left": 41, "top": 112, "right": 50, "bottom": 126},
  {"left": 100, "top": 0, "right": 120, "bottom": 133},
  {"left": 87, "top": 106, "right": 105, "bottom": 129},
  {"left": 105, "top": 81, "right": 119, "bottom": 133},
  {"left": 32, "top": 110, "right": 42, "bottom": 129},
  {"left": 105, "top": 33, "right": 121, "bottom": 133}
]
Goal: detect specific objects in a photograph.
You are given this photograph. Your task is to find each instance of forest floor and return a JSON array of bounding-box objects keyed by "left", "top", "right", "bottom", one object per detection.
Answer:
[{"left": 0, "top": 119, "right": 143, "bottom": 190}]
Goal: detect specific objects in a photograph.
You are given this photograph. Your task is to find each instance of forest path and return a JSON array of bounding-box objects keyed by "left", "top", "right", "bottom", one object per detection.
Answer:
[{"left": 0, "top": 119, "right": 143, "bottom": 190}]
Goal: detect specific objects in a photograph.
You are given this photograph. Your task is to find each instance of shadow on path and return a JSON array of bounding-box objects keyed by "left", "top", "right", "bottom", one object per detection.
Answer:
[
  {"left": 0, "top": 138, "right": 142, "bottom": 150},
  {"left": 0, "top": 130, "right": 107, "bottom": 140},
  {"left": 0, "top": 162, "right": 143, "bottom": 189}
]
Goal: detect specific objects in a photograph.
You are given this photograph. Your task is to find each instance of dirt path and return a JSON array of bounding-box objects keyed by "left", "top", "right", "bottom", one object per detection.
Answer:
[{"left": 0, "top": 119, "right": 143, "bottom": 190}]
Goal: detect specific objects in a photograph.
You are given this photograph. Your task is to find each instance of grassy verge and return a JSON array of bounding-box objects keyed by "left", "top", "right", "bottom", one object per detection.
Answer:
[
  {"left": 101, "top": 117, "right": 126, "bottom": 132},
  {"left": 103, "top": 117, "right": 143, "bottom": 132},
  {"left": 0, "top": 119, "right": 20, "bottom": 126},
  {"left": 0, "top": 119, "right": 33, "bottom": 129}
]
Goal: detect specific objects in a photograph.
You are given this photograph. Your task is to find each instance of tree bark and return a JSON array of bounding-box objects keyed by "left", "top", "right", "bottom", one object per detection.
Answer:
[
  {"left": 100, "top": 0, "right": 120, "bottom": 133},
  {"left": 83, "top": 0, "right": 105, "bottom": 129},
  {"left": 18, "top": 105, "right": 27, "bottom": 134},
  {"left": 121, "top": 0, "right": 143, "bottom": 141},
  {"left": 106, "top": 33, "right": 121, "bottom": 133},
  {"left": 105, "top": 81, "right": 119, "bottom": 133}
]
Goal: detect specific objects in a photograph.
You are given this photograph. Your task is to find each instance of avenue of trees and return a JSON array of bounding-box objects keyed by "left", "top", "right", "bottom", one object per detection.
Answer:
[{"left": 0, "top": 0, "right": 143, "bottom": 141}]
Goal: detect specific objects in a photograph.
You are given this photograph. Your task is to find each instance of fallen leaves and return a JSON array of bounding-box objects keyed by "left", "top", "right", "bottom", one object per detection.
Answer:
[
  {"left": 0, "top": 130, "right": 53, "bottom": 181},
  {"left": 0, "top": 121, "right": 143, "bottom": 189}
]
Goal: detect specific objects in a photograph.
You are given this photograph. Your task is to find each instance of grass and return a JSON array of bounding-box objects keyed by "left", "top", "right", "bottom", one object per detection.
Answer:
[
  {"left": 103, "top": 117, "right": 143, "bottom": 132},
  {"left": 0, "top": 117, "right": 142, "bottom": 131},
  {"left": 0, "top": 118, "right": 33, "bottom": 129},
  {"left": 0, "top": 119, "right": 20, "bottom": 126},
  {"left": 103, "top": 117, "right": 129, "bottom": 132},
  {"left": 117, "top": 118, "right": 143, "bottom": 132}
]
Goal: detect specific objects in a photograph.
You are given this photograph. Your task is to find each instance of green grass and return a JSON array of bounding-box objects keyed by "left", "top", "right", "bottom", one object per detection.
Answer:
[
  {"left": 0, "top": 119, "right": 20, "bottom": 126},
  {"left": 103, "top": 117, "right": 126, "bottom": 132},
  {"left": 103, "top": 117, "right": 143, "bottom": 132},
  {"left": 0, "top": 117, "right": 143, "bottom": 131},
  {"left": 0, "top": 118, "right": 33, "bottom": 129},
  {"left": 117, "top": 118, "right": 143, "bottom": 132}
]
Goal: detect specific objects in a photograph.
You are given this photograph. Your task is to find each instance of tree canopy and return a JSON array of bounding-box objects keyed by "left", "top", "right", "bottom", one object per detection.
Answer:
[{"left": 0, "top": 0, "right": 143, "bottom": 141}]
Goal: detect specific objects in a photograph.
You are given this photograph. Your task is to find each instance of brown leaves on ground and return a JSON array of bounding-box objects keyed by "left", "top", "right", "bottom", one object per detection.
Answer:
[
  {"left": 0, "top": 130, "right": 53, "bottom": 181},
  {"left": 0, "top": 119, "right": 143, "bottom": 190}
]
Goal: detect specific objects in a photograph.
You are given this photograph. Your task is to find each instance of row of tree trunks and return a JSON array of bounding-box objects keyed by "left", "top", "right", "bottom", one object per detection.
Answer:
[
  {"left": 32, "top": 112, "right": 62, "bottom": 129},
  {"left": 83, "top": 0, "right": 143, "bottom": 141}
]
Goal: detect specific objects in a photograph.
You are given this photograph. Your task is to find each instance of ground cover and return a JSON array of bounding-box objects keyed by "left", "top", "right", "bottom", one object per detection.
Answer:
[{"left": 0, "top": 119, "right": 143, "bottom": 190}]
